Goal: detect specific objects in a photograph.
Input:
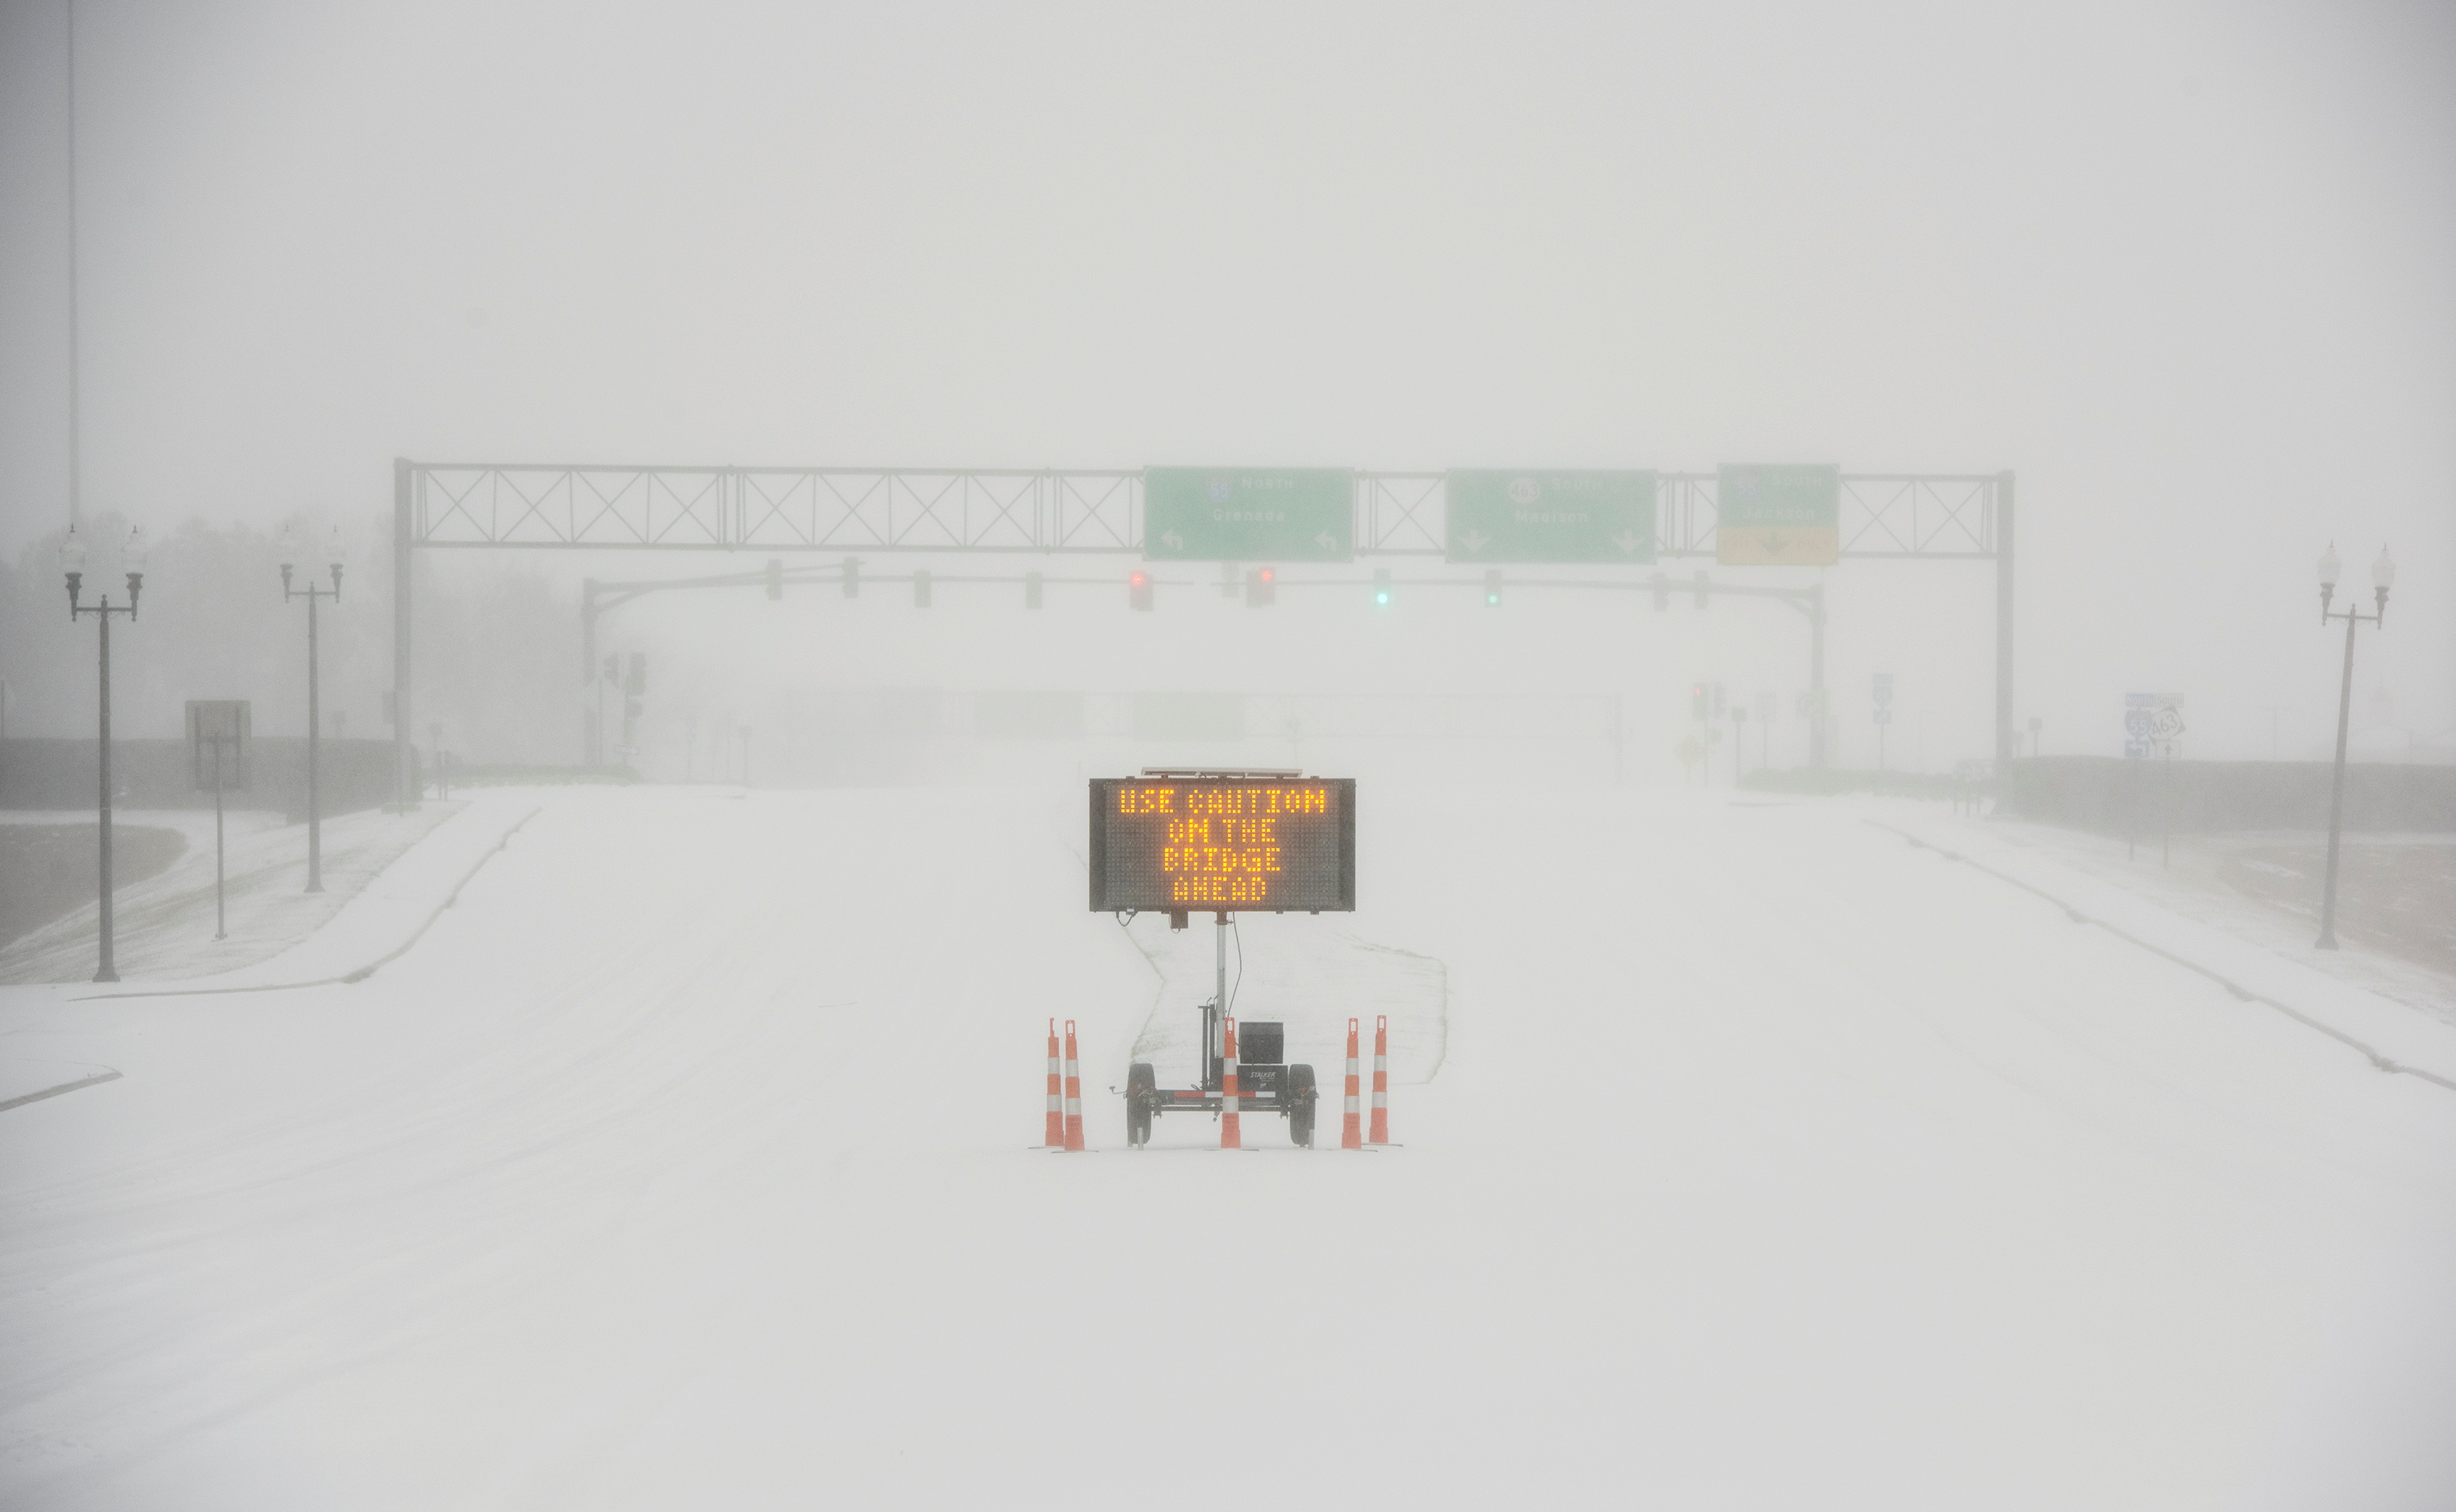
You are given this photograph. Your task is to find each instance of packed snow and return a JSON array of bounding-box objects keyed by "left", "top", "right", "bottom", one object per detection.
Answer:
[{"left": 3, "top": 784, "right": 2454, "bottom": 1510}]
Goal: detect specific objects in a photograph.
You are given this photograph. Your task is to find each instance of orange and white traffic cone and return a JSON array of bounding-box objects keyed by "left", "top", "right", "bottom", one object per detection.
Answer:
[
  {"left": 1368, "top": 1014, "right": 1390, "bottom": 1144},
  {"left": 1044, "top": 1019, "right": 1065, "bottom": 1149},
  {"left": 1341, "top": 1017, "right": 1364, "bottom": 1149},
  {"left": 1062, "top": 1019, "right": 1086, "bottom": 1153},
  {"left": 1220, "top": 1017, "right": 1242, "bottom": 1149}
]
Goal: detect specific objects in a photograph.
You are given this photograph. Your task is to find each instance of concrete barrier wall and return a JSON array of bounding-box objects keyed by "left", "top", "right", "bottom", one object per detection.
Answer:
[
  {"left": 2001, "top": 756, "right": 2456, "bottom": 836},
  {"left": 0, "top": 738, "right": 404, "bottom": 821}
]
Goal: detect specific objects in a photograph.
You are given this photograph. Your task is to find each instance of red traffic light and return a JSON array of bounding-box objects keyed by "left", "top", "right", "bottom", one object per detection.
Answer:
[{"left": 1129, "top": 570, "right": 1153, "bottom": 611}]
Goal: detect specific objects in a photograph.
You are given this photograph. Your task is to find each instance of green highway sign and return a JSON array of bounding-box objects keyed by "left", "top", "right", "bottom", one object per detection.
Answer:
[
  {"left": 1143, "top": 468, "right": 1353, "bottom": 562},
  {"left": 1717, "top": 463, "right": 1840, "bottom": 566},
  {"left": 1445, "top": 470, "right": 1656, "bottom": 563}
]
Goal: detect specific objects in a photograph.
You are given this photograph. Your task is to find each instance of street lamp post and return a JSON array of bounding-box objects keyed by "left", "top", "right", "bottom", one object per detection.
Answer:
[
  {"left": 282, "top": 529, "right": 345, "bottom": 894},
  {"left": 2314, "top": 543, "right": 2395, "bottom": 950},
  {"left": 61, "top": 526, "right": 147, "bottom": 983}
]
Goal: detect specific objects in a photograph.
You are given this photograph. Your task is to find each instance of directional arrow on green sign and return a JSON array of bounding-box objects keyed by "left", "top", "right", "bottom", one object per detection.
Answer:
[
  {"left": 1444, "top": 471, "right": 1656, "bottom": 563},
  {"left": 1142, "top": 468, "right": 1353, "bottom": 562},
  {"left": 1717, "top": 464, "right": 1839, "bottom": 565}
]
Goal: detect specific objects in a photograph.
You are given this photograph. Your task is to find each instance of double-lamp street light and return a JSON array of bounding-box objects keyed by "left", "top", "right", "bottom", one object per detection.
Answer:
[
  {"left": 2313, "top": 542, "right": 2395, "bottom": 951},
  {"left": 281, "top": 527, "right": 346, "bottom": 893},
  {"left": 59, "top": 524, "right": 148, "bottom": 983}
]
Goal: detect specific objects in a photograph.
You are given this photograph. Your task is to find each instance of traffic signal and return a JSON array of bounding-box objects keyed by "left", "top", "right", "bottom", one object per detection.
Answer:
[
  {"left": 765, "top": 558, "right": 783, "bottom": 601},
  {"left": 1693, "top": 571, "right": 1710, "bottom": 609},
  {"left": 914, "top": 569, "right": 932, "bottom": 608},
  {"left": 1691, "top": 683, "right": 1709, "bottom": 720},
  {"left": 842, "top": 558, "right": 860, "bottom": 598},
  {"left": 1129, "top": 570, "right": 1153, "bottom": 611},
  {"left": 1245, "top": 566, "right": 1275, "bottom": 607},
  {"left": 603, "top": 655, "right": 621, "bottom": 684},
  {"left": 1651, "top": 573, "right": 1668, "bottom": 612},
  {"left": 1024, "top": 571, "right": 1044, "bottom": 610},
  {"left": 1373, "top": 568, "right": 1392, "bottom": 607},
  {"left": 624, "top": 652, "right": 646, "bottom": 696},
  {"left": 1484, "top": 569, "right": 1503, "bottom": 607}
]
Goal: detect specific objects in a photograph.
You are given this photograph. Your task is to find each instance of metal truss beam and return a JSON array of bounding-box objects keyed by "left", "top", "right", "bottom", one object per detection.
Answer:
[
  {"left": 404, "top": 463, "right": 2001, "bottom": 561},
  {"left": 387, "top": 460, "right": 2015, "bottom": 807}
]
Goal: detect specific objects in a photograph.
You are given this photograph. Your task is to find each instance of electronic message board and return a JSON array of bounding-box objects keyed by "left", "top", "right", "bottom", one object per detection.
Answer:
[
  {"left": 1446, "top": 469, "right": 1657, "bottom": 563},
  {"left": 1143, "top": 468, "right": 1353, "bottom": 562},
  {"left": 1089, "top": 776, "right": 1356, "bottom": 914}
]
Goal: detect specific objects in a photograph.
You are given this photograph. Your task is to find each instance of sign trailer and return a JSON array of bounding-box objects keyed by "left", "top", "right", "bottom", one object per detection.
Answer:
[{"left": 1090, "top": 771, "right": 1355, "bottom": 1147}]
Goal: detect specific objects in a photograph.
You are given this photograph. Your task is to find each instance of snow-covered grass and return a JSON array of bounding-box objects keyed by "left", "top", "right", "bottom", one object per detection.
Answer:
[
  {"left": 2, "top": 784, "right": 2452, "bottom": 1509},
  {"left": 0, "top": 801, "right": 476, "bottom": 986}
]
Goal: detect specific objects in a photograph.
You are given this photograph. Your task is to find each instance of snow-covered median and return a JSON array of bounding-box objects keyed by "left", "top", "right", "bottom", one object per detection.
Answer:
[{"left": 0, "top": 797, "right": 531, "bottom": 988}]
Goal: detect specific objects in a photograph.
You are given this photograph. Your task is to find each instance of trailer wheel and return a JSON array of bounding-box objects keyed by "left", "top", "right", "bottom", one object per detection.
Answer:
[
  {"left": 1126, "top": 1063, "right": 1155, "bottom": 1148},
  {"left": 1286, "top": 1063, "right": 1317, "bottom": 1148}
]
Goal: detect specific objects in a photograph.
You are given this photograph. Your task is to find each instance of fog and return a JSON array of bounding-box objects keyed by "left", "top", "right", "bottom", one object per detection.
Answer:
[
  {"left": 6, "top": 9, "right": 2456, "bottom": 1508},
  {"left": 1, "top": 0, "right": 2449, "bottom": 774}
]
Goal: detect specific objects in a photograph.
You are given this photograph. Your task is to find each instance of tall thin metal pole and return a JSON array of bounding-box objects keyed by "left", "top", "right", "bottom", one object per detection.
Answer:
[
  {"left": 581, "top": 578, "right": 599, "bottom": 767},
  {"left": 212, "top": 738, "right": 226, "bottom": 940},
  {"left": 393, "top": 458, "right": 414, "bottom": 809},
  {"left": 1808, "top": 584, "right": 1827, "bottom": 769},
  {"left": 2316, "top": 607, "right": 2359, "bottom": 950},
  {"left": 1993, "top": 472, "right": 2016, "bottom": 772},
  {"left": 94, "top": 594, "right": 115, "bottom": 981},
  {"left": 1215, "top": 914, "right": 1228, "bottom": 1015},
  {"left": 2161, "top": 746, "right": 2173, "bottom": 869},
  {"left": 306, "top": 588, "right": 323, "bottom": 892},
  {"left": 65, "top": 0, "right": 80, "bottom": 534}
]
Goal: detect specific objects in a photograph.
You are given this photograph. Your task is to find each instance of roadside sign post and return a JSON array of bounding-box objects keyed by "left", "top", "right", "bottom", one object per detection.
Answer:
[
  {"left": 2164, "top": 740, "right": 2174, "bottom": 868},
  {"left": 2123, "top": 694, "right": 2183, "bottom": 864},
  {"left": 187, "top": 700, "right": 250, "bottom": 942}
]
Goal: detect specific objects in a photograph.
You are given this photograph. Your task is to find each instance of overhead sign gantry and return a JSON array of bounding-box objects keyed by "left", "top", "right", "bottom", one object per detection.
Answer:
[{"left": 389, "top": 460, "right": 2015, "bottom": 803}]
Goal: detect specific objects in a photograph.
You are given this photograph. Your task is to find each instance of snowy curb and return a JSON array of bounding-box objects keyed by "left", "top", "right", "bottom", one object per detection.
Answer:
[
  {"left": 0, "top": 1068, "right": 122, "bottom": 1113},
  {"left": 1867, "top": 818, "right": 2456, "bottom": 1096},
  {"left": 68, "top": 806, "right": 541, "bottom": 1003}
]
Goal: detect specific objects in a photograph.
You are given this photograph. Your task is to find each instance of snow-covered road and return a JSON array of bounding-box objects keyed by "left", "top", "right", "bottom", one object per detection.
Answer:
[{"left": 4, "top": 785, "right": 2454, "bottom": 1509}]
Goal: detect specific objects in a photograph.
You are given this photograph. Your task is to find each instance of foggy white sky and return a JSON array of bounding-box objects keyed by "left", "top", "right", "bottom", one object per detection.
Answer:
[{"left": 1, "top": 0, "right": 2449, "bottom": 766}]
